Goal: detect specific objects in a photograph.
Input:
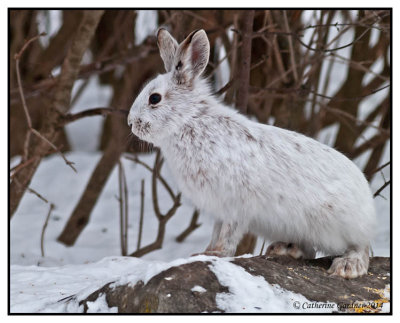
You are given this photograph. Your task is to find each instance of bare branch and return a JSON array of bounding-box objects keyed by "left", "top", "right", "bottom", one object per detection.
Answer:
[
  {"left": 53, "top": 10, "right": 105, "bottom": 114},
  {"left": 10, "top": 10, "right": 105, "bottom": 217},
  {"left": 350, "top": 133, "right": 390, "bottom": 159},
  {"left": 117, "top": 160, "right": 128, "bottom": 256},
  {"left": 370, "top": 161, "right": 390, "bottom": 175},
  {"left": 13, "top": 32, "right": 77, "bottom": 173},
  {"left": 283, "top": 10, "right": 299, "bottom": 83},
  {"left": 10, "top": 43, "right": 156, "bottom": 105},
  {"left": 125, "top": 155, "right": 176, "bottom": 202},
  {"left": 259, "top": 240, "right": 266, "bottom": 256},
  {"left": 30, "top": 129, "right": 77, "bottom": 172},
  {"left": 151, "top": 151, "right": 163, "bottom": 220},
  {"left": 374, "top": 180, "right": 390, "bottom": 198},
  {"left": 41, "top": 203, "right": 55, "bottom": 257},
  {"left": 137, "top": 179, "right": 145, "bottom": 250},
  {"left": 252, "top": 84, "right": 390, "bottom": 103},
  {"left": 295, "top": 26, "right": 371, "bottom": 53},
  {"left": 14, "top": 32, "right": 47, "bottom": 61},
  {"left": 61, "top": 107, "right": 129, "bottom": 125},
  {"left": 129, "top": 151, "right": 181, "bottom": 257},
  {"left": 27, "top": 187, "right": 49, "bottom": 204},
  {"left": 236, "top": 10, "right": 254, "bottom": 113},
  {"left": 312, "top": 101, "right": 390, "bottom": 136},
  {"left": 175, "top": 209, "right": 201, "bottom": 243}
]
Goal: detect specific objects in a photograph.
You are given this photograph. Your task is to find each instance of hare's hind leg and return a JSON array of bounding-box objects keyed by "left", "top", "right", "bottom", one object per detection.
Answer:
[
  {"left": 200, "top": 221, "right": 243, "bottom": 257},
  {"left": 328, "top": 246, "right": 369, "bottom": 279},
  {"left": 205, "top": 220, "right": 223, "bottom": 251},
  {"left": 266, "top": 241, "right": 316, "bottom": 259}
]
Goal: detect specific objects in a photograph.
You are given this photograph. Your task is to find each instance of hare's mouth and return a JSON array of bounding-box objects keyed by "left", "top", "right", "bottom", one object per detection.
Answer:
[{"left": 132, "top": 118, "right": 151, "bottom": 139}]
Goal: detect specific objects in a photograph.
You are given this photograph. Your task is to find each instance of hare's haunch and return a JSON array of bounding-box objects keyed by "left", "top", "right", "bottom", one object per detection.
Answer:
[{"left": 128, "top": 29, "right": 376, "bottom": 279}]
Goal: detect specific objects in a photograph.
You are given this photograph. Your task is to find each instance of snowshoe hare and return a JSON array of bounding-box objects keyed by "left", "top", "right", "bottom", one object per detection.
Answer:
[{"left": 128, "top": 28, "right": 376, "bottom": 279}]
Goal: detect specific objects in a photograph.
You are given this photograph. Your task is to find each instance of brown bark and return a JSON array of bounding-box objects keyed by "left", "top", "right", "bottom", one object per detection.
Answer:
[
  {"left": 57, "top": 46, "right": 160, "bottom": 245},
  {"left": 10, "top": 10, "right": 104, "bottom": 217},
  {"left": 235, "top": 10, "right": 254, "bottom": 114},
  {"left": 57, "top": 64, "right": 136, "bottom": 246},
  {"left": 57, "top": 130, "right": 127, "bottom": 245},
  {"left": 363, "top": 104, "right": 391, "bottom": 181},
  {"left": 10, "top": 10, "right": 75, "bottom": 158}
]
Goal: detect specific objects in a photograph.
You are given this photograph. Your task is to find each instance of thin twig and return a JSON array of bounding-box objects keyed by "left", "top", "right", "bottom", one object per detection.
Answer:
[
  {"left": 137, "top": 179, "right": 145, "bottom": 250},
  {"left": 283, "top": 10, "right": 298, "bottom": 83},
  {"left": 175, "top": 209, "right": 201, "bottom": 243},
  {"left": 117, "top": 161, "right": 125, "bottom": 255},
  {"left": 151, "top": 151, "right": 163, "bottom": 220},
  {"left": 370, "top": 161, "right": 390, "bottom": 175},
  {"left": 295, "top": 26, "right": 371, "bottom": 53},
  {"left": 10, "top": 156, "right": 38, "bottom": 177},
  {"left": 13, "top": 176, "right": 50, "bottom": 205},
  {"left": 62, "top": 107, "right": 129, "bottom": 125},
  {"left": 27, "top": 187, "right": 49, "bottom": 204},
  {"left": 10, "top": 147, "right": 60, "bottom": 179},
  {"left": 30, "top": 129, "right": 77, "bottom": 172},
  {"left": 300, "top": 18, "right": 390, "bottom": 33},
  {"left": 330, "top": 53, "right": 389, "bottom": 82},
  {"left": 259, "top": 240, "right": 266, "bottom": 256},
  {"left": 125, "top": 155, "right": 176, "bottom": 201},
  {"left": 117, "top": 160, "right": 128, "bottom": 256},
  {"left": 252, "top": 84, "right": 390, "bottom": 102},
  {"left": 10, "top": 44, "right": 156, "bottom": 104},
  {"left": 130, "top": 151, "right": 181, "bottom": 257},
  {"left": 311, "top": 101, "right": 390, "bottom": 136},
  {"left": 14, "top": 32, "right": 77, "bottom": 173},
  {"left": 374, "top": 180, "right": 390, "bottom": 198},
  {"left": 41, "top": 203, "right": 55, "bottom": 257},
  {"left": 14, "top": 32, "right": 47, "bottom": 60},
  {"left": 236, "top": 10, "right": 254, "bottom": 113},
  {"left": 15, "top": 59, "right": 32, "bottom": 129}
]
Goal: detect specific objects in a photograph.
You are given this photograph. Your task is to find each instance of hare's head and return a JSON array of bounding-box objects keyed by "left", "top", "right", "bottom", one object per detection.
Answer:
[{"left": 128, "top": 29, "right": 210, "bottom": 145}]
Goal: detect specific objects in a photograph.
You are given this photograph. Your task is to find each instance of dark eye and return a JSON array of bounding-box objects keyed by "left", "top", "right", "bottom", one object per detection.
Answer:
[{"left": 149, "top": 93, "right": 162, "bottom": 106}]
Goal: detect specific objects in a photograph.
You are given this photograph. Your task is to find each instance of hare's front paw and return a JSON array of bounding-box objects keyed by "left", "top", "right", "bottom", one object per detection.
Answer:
[
  {"left": 328, "top": 257, "right": 368, "bottom": 279},
  {"left": 327, "top": 247, "right": 369, "bottom": 279},
  {"left": 265, "top": 241, "right": 305, "bottom": 259}
]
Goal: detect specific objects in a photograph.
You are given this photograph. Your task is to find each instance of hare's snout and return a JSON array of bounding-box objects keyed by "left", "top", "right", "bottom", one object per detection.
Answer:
[
  {"left": 128, "top": 114, "right": 151, "bottom": 140},
  {"left": 127, "top": 115, "right": 133, "bottom": 127}
]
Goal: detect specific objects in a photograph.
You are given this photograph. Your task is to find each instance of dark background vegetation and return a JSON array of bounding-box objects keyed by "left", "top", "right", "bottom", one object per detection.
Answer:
[{"left": 9, "top": 9, "right": 391, "bottom": 257}]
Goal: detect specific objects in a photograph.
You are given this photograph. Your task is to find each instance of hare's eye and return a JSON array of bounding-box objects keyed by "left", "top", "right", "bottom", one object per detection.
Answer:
[{"left": 149, "top": 93, "right": 162, "bottom": 106}]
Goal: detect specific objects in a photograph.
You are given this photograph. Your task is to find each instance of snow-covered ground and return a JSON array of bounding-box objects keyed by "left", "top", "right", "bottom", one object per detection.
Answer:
[{"left": 10, "top": 149, "right": 390, "bottom": 313}]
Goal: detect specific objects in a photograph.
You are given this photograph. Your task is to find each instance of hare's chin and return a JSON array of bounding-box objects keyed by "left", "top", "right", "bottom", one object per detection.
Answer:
[{"left": 132, "top": 127, "right": 150, "bottom": 142}]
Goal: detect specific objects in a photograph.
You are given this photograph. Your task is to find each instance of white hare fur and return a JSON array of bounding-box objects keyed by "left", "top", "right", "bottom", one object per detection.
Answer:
[{"left": 128, "top": 29, "right": 376, "bottom": 279}]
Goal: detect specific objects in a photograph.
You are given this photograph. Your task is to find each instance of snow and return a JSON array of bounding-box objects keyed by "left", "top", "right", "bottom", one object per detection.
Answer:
[
  {"left": 191, "top": 285, "right": 207, "bottom": 293},
  {"left": 135, "top": 10, "right": 158, "bottom": 45},
  {"left": 86, "top": 294, "right": 118, "bottom": 313},
  {"left": 10, "top": 254, "right": 208, "bottom": 313},
  {"left": 209, "top": 259, "right": 336, "bottom": 313}
]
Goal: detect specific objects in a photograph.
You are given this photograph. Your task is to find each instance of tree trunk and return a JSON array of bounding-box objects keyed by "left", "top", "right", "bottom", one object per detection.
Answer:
[{"left": 10, "top": 10, "right": 104, "bottom": 217}]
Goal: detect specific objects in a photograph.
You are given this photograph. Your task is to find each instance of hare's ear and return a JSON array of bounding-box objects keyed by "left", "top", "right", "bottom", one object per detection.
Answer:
[
  {"left": 157, "top": 28, "right": 178, "bottom": 72},
  {"left": 173, "top": 29, "right": 210, "bottom": 84}
]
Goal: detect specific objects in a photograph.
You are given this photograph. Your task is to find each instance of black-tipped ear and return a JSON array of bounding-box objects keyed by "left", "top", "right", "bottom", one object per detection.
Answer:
[
  {"left": 173, "top": 29, "right": 210, "bottom": 84},
  {"left": 157, "top": 28, "right": 178, "bottom": 72}
]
